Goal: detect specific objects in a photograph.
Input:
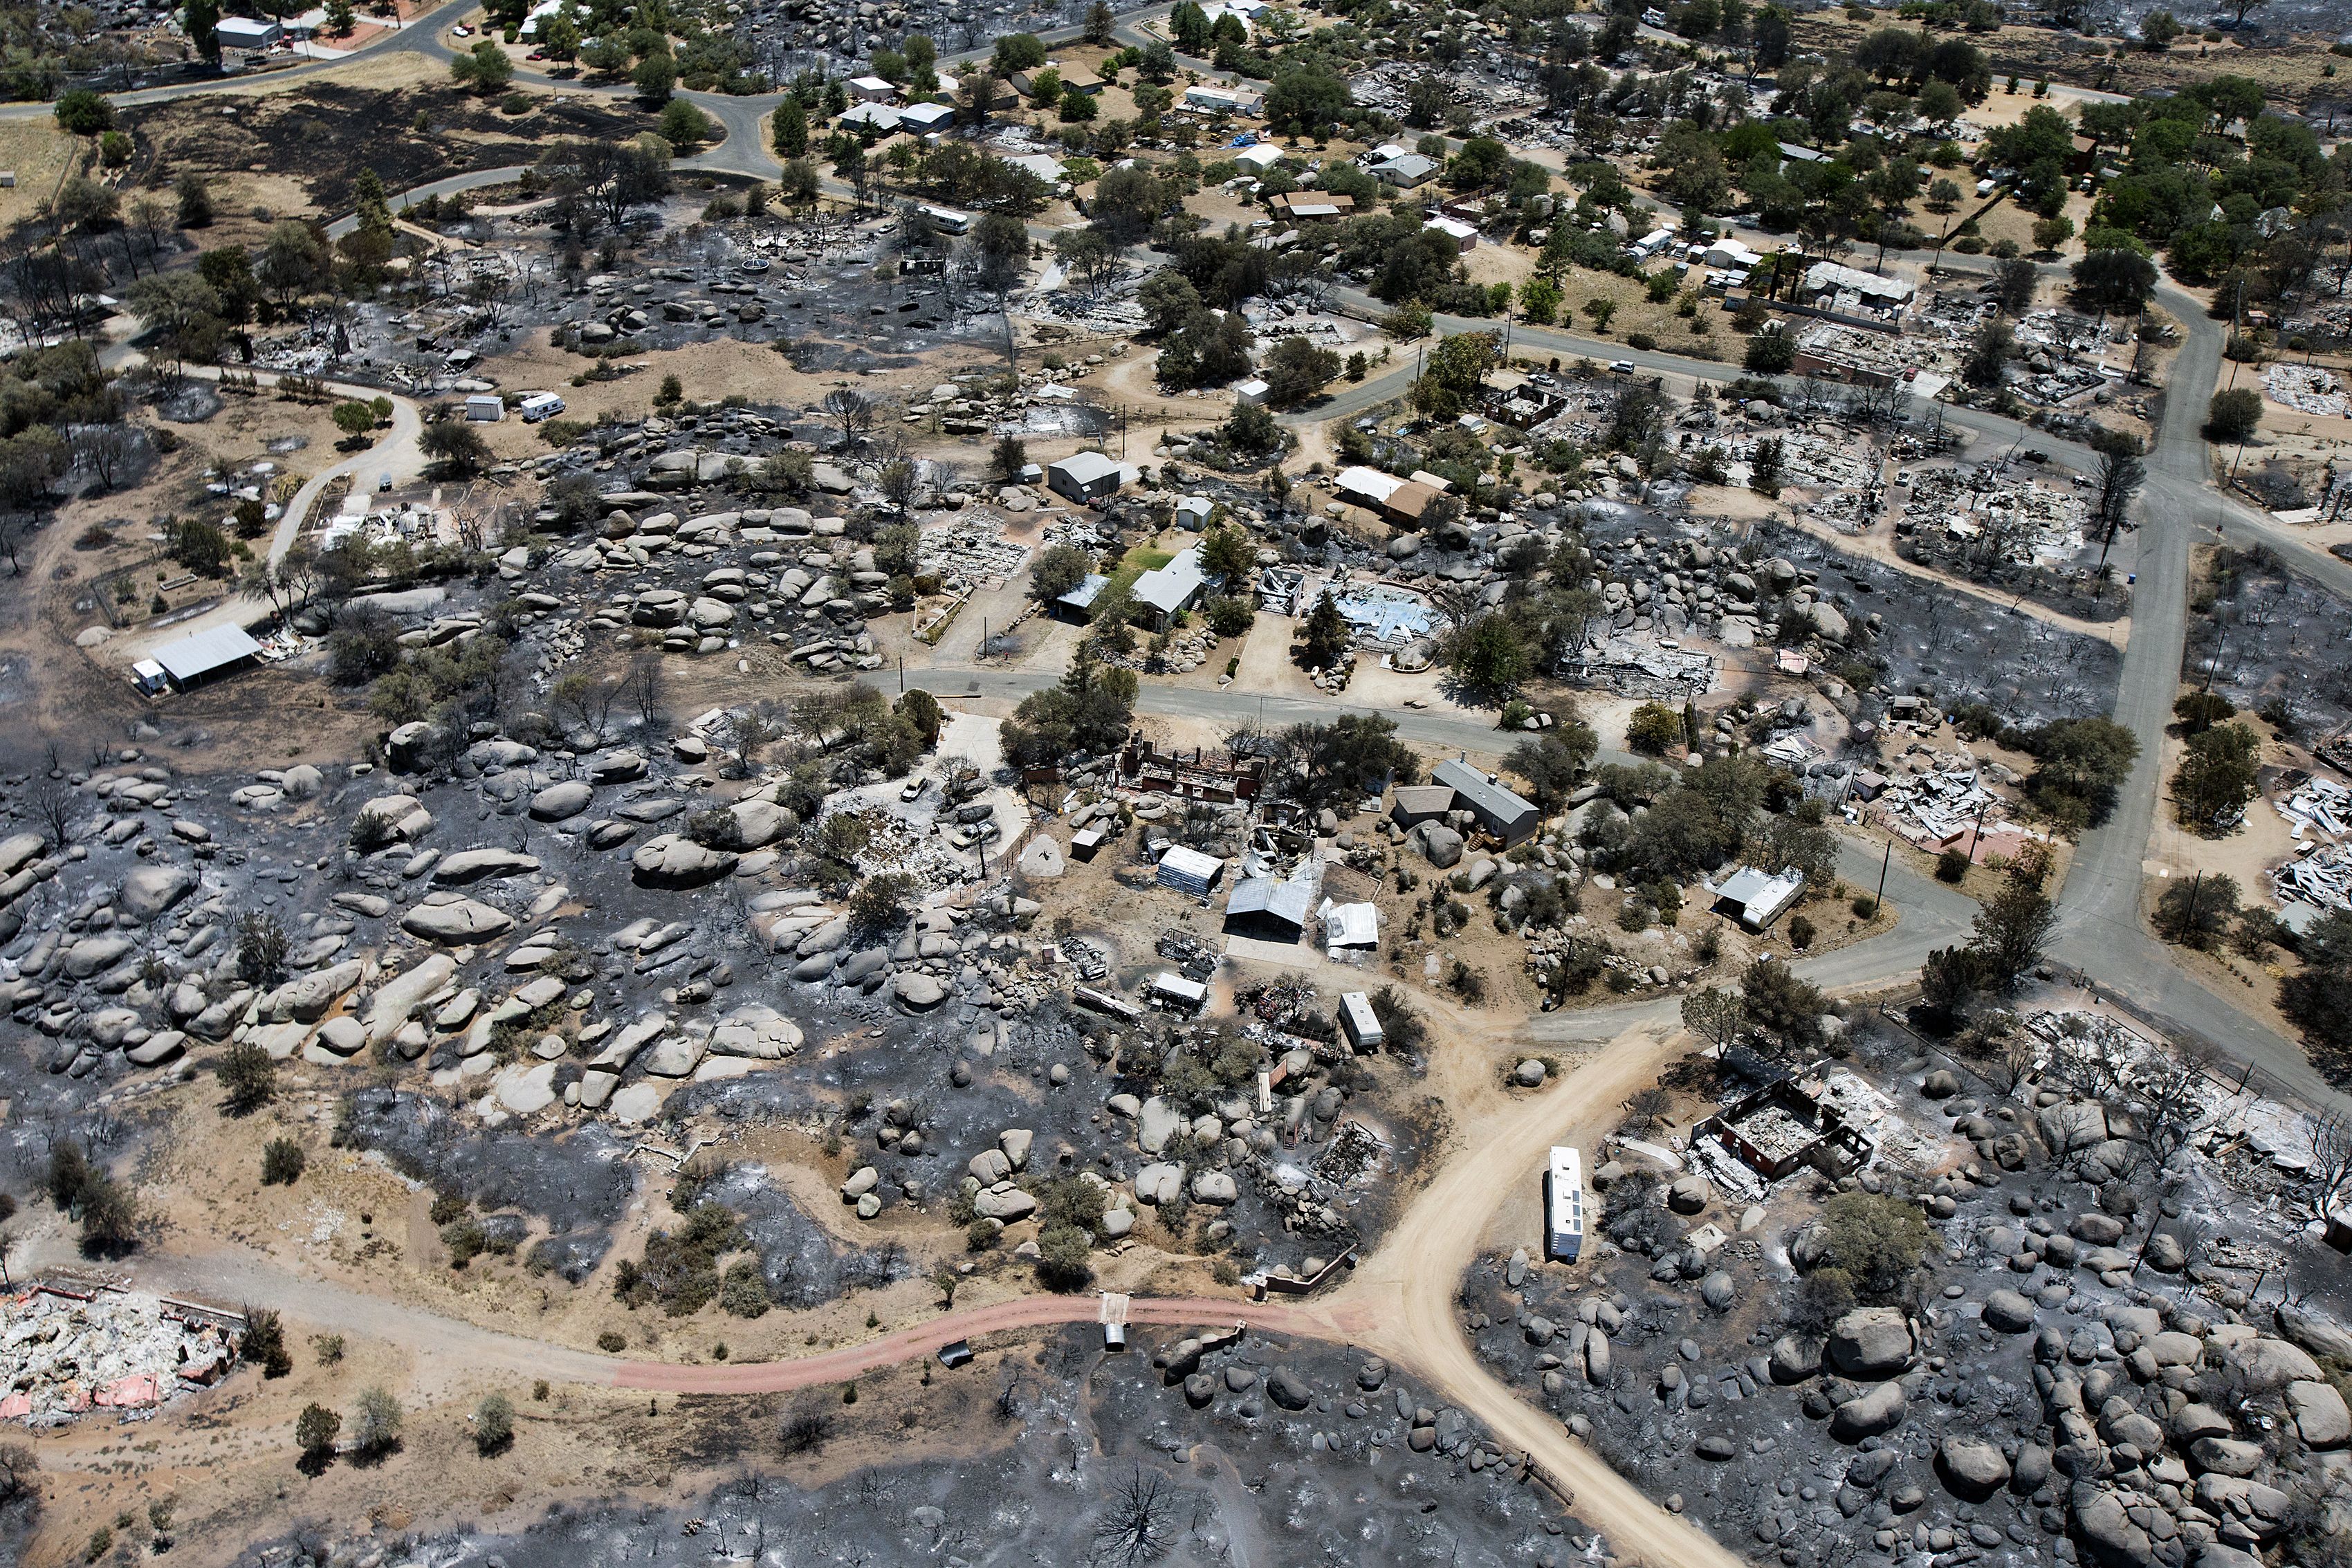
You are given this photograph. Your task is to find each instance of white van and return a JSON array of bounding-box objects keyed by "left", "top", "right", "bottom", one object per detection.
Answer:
[{"left": 516, "top": 392, "right": 567, "bottom": 423}]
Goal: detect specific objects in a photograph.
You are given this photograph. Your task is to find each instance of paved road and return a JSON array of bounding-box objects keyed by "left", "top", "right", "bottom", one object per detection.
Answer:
[{"left": 0, "top": 0, "right": 480, "bottom": 116}]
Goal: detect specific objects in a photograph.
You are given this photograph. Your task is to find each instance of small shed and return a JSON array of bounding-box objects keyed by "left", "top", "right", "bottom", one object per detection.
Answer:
[
  {"left": 1156, "top": 845, "right": 1224, "bottom": 896},
  {"left": 1233, "top": 377, "right": 1271, "bottom": 407},
  {"left": 464, "top": 394, "right": 504, "bottom": 422},
  {"left": 217, "top": 15, "right": 281, "bottom": 48},
  {"left": 140, "top": 625, "right": 264, "bottom": 693},
  {"left": 1388, "top": 784, "right": 1455, "bottom": 828},
  {"left": 846, "top": 75, "right": 898, "bottom": 102},
  {"left": 1321, "top": 900, "right": 1379, "bottom": 950},
  {"left": 898, "top": 102, "right": 956, "bottom": 132},
  {"left": 1047, "top": 450, "right": 1124, "bottom": 504},
  {"left": 1338, "top": 990, "right": 1384, "bottom": 1051},
  {"left": 1070, "top": 827, "right": 1106, "bottom": 861},
  {"left": 1425, "top": 215, "right": 1478, "bottom": 252},
  {"left": 1054, "top": 571, "right": 1110, "bottom": 622}
]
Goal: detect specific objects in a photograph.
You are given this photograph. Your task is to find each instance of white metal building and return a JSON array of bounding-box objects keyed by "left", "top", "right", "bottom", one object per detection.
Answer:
[{"left": 1545, "top": 1146, "right": 1585, "bottom": 1263}]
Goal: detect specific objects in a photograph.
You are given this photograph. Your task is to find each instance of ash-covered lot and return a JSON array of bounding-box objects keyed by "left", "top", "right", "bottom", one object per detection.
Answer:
[
  {"left": 1458, "top": 1016, "right": 2352, "bottom": 1568},
  {"left": 220, "top": 1325, "right": 1593, "bottom": 1568}
]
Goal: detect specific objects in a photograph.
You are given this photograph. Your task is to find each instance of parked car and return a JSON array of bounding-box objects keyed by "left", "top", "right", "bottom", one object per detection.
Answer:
[
  {"left": 1609, "top": 360, "right": 1635, "bottom": 374},
  {"left": 899, "top": 775, "right": 928, "bottom": 803}
]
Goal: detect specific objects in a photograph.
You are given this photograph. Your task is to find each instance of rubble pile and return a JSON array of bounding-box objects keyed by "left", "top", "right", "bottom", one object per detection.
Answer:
[
  {"left": 2273, "top": 775, "right": 2352, "bottom": 916},
  {"left": 0, "top": 1288, "right": 237, "bottom": 1423},
  {"left": 2263, "top": 363, "right": 2346, "bottom": 419},
  {"left": 1898, "top": 465, "right": 2092, "bottom": 570}
]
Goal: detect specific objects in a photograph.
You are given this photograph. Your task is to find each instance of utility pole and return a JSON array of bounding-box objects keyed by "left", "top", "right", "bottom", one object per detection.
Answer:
[
  {"left": 2180, "top": 868, "right": 2203, "bottom": 940},
  {"left": 1875, "top": 838, "right": 1891, "bottom": 910}
]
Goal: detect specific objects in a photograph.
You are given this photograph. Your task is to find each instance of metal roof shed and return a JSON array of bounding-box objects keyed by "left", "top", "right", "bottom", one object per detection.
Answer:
[
  {"left": 1151, "top": 972, "right": 1209, "bottom": 1011},
  {"left": 147, "top": 625, "right": 263, "bottom": 691},
  {"left": 1321, "top": 900, "right": 1379, "bottom": 950},
  {"left": 1156, "top": 845, "right": 1224, "bottom": 896},
  {"left": 1224, "top": 875, "right": 1312, "bottom": 941}
]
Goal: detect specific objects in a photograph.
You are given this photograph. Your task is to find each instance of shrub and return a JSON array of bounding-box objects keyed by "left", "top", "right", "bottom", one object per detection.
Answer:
[
  {"left": 1034, "top": 1221, "right": 1094, "bottom": 1290},
  {"left": 348, "top": 1387, "right": 403, "bottom": 1456},
  {"left": 260, "top": 1138, "right": 306, "bottom": 1186},
  {"left": 241, "top": 1307, "right": 293, "bottom": 1377},
  {"left": 1851, "top": 896, "right": 1879, "bottom": 919},
  {"left": 219, "top": 1042, "right": 276, "bottom": 1112},
  {"left": 473, "top": 1392, "right": 514, "bottom": 1455},
  {"left": 294, "top": 1402, "right": 340, "bottom": 1459},
  {"left": 719, "top": 1258, "right": 771, "bottom": 1318},
  {"left": 1936, "top": 849, "right": 1969, "bottom": 883},
  {"left": 596, "top": 1331, "right": 627, "bottom": 1353},
  {"left": 1788, "top": 914, "right": 1816, "bottom": 949}
]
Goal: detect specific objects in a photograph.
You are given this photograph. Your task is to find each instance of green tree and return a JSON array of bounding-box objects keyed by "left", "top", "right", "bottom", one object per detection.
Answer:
[
  {"left": 659, "top": 99, "right": 710, "bottom": 147},
  {"left": 1411, "top": 331, "right": 1497, "bottom": 421},
  {"left": 2072, "top": 246, "right": 2157, "bottom": 318},
  {"left": 1738, "top": 956, "right": 1826, "bottom": 1058},
  {"left": 349, "top": 1387, "right": 403, "bottom": 1456},
  {"left": 294, "top": 1403, "right": 341, "bottom": 1463},
  {"left": 1298, "top": 591, "right": 1350, "bottom": 670},
  {"left": 2204, "top": 387, "right": 2261, "bottom": 444},
  {"left": 993, "top": 33, "right": 1047, "bottom": 73},
  {"left": 990, "top": 434, "right": 1029, "bottom": 482},
  {"left": 1743, "top": 330, "right": 1794, "bottom": 374},
  {"left": 1814, "top": 1191, "right": 1930, "bottom": 1304},
  {"left": 2173, "top": 721, "right": 2260, "bottom": 832},
  {"left": 633, "top": 52, "right": 677, "bottom": 103},
  {"left": 331, "top": 401, "right": 376, "bottom": 443},
  {"left": 1969, "top": 853, "right": 2057, "bottom": 989},
  {"left": 1198, "top": 522, "right": 1253, "bottom": 584},
  {"left": 53, "top": 89, "right": 111, "bottom": 136},
  {"left": 2154, "top": 872, "right": 2240, "bottom": 948},
  {"left": 2282, "top": 910, "right": 2352, "bottom": 1059},
  {"left": 184, "top": 0, "right": 219, "bottom": 60},
  {"left": 1031, "top": 543, "right": 1090, "bottom": 603},
  {"left": 1260, "top": 335, "right": 1340, "bottom": 407},
  {"left": 421, "top": 418, "right": 491, "bottom": 476},
  {"left": 1505, "top": 723, "right": 1601, "bottom": 809},
  {"left": 1625, "top": 701, "right": 1684, "bottom": 756},
  {"left": 450, "top": 40, "right": 515, "bottom": 92},
  {"left": 2022, "top": 716, "right": 2138, "bottom": 827},
  {"left": 218, "top": 1038, "right": 276, "bottom": 1113},
  {"left": 773, "top": 97, "right": 809, "bottom": 158},
  {"left": 1444, "top": 614, "right": 1530, "bottom": 703},
  {"left": 999, "top": 648, "right": 1138, "bottom": 766}
]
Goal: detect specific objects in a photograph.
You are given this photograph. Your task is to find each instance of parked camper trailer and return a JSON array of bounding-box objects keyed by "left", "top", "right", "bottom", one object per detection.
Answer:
[{"left": 1545, "top": 1146, "right": 1585, "bottom": 1263}]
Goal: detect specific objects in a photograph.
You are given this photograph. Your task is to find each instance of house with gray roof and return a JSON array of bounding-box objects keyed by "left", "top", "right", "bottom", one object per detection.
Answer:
[{"left": 1431, "top": 758, "right": 1540, "bottom": 846}]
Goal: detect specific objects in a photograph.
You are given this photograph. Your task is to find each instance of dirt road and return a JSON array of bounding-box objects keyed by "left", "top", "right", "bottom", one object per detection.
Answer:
[{"left": 1323, "top": 1020, "right": 1747, "bottom": 1568}]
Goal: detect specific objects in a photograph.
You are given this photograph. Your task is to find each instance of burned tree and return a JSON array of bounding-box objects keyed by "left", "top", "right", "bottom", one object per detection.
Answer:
[{"left": 1090, "top": 1466, "right": 1178, "bottom": 1567}]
